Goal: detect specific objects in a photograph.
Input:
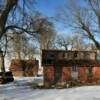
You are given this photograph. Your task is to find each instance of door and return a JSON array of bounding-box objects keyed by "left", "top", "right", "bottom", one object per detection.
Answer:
[
  {"left": 54, "top": 66, "right": 62, "bottom": 84},
  {"left": 71, "top": 65, "right": 78, "bottom": 80}
]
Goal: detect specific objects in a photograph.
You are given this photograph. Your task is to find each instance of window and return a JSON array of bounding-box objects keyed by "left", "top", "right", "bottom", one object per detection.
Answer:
[
  {"left": 72, "top": 65, "right": 77, "bottom": 72},
  {"left": 74, "top": 52, "right": 78, "bottom": 58},
  {"left": 45, "top": 59, "right": 54, "bottom": 64},
  {"left": 97, "top": 53, "right": 100, "bottom": 60},
  {"left": 47, "top": 53, "right": 55, "bottom": 60}
]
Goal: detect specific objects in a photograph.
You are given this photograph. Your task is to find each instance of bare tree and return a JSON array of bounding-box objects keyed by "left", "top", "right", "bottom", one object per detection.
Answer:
[
  {"left": 56, "top": 0, "right": 100, "bottom": 50},
  {"left": 6, "top": 32, "right": 36, "bottom": 60},
  {"left": 32, "top": 13, "right": 56, "bottom": 50},
  {"left": 0, "top": 0, "right": 18, "bottom": 72},
  {"left": 55, "top": 33, "right": 87, "bottom": 50},
  {"left": 0, "top": 0, "right": 37, "bottom": 72},
  {"left": 55, "top": 35, "right": 70, "bottom": 50}
]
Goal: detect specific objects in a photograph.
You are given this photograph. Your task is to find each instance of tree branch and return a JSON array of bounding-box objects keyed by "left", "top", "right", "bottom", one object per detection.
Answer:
[
  {"left": 0, "top": 0, "right": 18, "bottom": 39},
  {"left": 5, "top": 25, "right": 38, "bottom": 36}
]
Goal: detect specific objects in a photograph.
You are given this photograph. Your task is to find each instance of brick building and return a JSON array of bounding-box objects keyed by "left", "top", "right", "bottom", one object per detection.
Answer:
[
  {"left": 10, "top": 59, "right": 39, "bottom": 77},
  {"left": 42, "top": 50, "right": 100, "bottom": 85}
]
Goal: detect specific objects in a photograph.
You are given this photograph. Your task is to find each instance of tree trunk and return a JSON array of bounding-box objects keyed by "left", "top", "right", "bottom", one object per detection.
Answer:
[
  {"left": 0, "top": 0, "right": 18, "bottom": 72},
  {"left": 0, "top": 50, "right": 5, "bottom": 73},
  {"left": 0, "top": 0, "right": 18, "bottom": 39},
  {"left": 82, "top": 25, "right": 100, "bottom": 50},
  {"left": 18, "top": 52, "right": 21, "bottom": 60}
]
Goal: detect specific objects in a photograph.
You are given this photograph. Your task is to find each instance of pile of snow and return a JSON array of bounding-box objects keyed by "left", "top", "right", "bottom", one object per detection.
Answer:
[{"left": 0, "top": 77, "right": 100, "bottom": 100}]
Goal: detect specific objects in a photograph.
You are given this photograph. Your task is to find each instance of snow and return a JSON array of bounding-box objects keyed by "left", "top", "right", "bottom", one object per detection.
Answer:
[{"left": 0, "top": 77, "right": 100, "bottom": 100}]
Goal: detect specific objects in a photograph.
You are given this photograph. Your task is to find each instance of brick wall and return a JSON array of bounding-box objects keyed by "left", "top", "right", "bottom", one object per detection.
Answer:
[
  {"left": 61, "top": 67, "right": 71, "bottom": 82},
  {"left": 78, "top": 67, "right": 88, "bottom": 82},
  {"left": 11, "top": 71, "right": 25, "bottom": 77},
  {"left": 43, "top": 65, "right": 100, "bottom": 85},
  {"left": 43, "top": 66, "right": 54, "bottom": 85},
  {"left": 10, "top": 59, "right": 38, "bottom": 77},
  {"left": 43, "top": 66, "right": 72, "bottom": 85},
  {"left": 93, "top": 67, "right": 100, "bottom": 80}
]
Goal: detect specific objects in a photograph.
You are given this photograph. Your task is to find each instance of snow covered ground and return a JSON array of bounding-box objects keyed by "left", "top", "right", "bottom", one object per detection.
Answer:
[{"left": 0, "top": 77, "right": 100, "bottom": 100}]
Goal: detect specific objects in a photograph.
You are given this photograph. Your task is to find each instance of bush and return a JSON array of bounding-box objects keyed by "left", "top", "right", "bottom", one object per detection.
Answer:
[{"left": 0, "top": 72, "right": 14, "bottom": 84}]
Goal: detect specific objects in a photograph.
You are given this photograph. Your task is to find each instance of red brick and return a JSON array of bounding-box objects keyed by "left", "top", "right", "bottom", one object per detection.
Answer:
[
  {"left": 93, "top": 67, "right": 100, "bottom": 80},
  {"left": 43, "top": 66, "right": 54, "bottom": 84},
  {"left": 61, "top": 67, "right": 71, "bottom": 82},
  {"left": 10, "top": 59, "right": 38, "bottom": 77},
  {"left": 78, "top": 67, "right": 88, "bottom": 81}
]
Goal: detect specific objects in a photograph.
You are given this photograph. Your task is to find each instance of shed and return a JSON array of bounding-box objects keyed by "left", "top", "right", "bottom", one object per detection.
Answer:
[
  {"left": 10, "top": 59, "right": 39, "bottom": 77},
  {"left": 42, "top": 50, "right": 100, "bottom": 85}
]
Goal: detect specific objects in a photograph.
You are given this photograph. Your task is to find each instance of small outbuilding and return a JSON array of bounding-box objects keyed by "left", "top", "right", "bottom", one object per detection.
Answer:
[
  {"left": 42, "top": 50, "right": 100, "bottom": 85},
  {"left": 10, "top": 59, "right": 39, "bottom": 77}
]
